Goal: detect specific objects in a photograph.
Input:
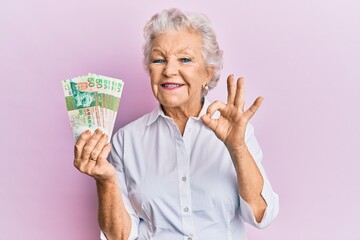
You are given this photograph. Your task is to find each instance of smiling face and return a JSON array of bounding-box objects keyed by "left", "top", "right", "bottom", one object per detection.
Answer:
[{"left": 148, "top": 30, "right": 213, "bottom": 113}]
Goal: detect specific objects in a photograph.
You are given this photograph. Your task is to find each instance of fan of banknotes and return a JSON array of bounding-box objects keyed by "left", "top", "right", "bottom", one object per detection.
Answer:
[{"left": 62, "top": 73, "right": 124, "bottom": 141}]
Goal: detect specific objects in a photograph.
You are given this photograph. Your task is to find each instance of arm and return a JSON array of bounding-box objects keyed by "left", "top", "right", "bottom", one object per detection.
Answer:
[
  {"left": 74, "top": 129, "right": 131, "bottom": 239},
  {"left": 237, "top": 126, "right": 279, "bottom": 228},
  {"left": 97, "top": 177, "right": 131, "bottom": 240},
  {"left": 227, "top": 141, "right": 266, "bottom": 222},
  {"left": 202, "top": 75, "right": 273, "bottom": 223}
]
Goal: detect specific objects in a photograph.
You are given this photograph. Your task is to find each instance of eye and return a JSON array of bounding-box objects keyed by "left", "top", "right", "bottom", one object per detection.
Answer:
[
  {"left": 152, "top": 59, "right": 166, "bottom": 64},
  {"left": 180, "top": 58, "right": 191, "bottom": 63}
]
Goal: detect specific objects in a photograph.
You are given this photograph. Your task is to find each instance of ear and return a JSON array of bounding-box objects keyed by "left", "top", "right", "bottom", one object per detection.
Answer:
[{"left": 205, "top": 65, "right": 215, "bottom": 82}]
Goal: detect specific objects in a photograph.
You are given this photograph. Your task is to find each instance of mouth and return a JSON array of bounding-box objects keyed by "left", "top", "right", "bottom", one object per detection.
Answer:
[{"left": 160, "top": 82, "right": 185, "bottom": 90}]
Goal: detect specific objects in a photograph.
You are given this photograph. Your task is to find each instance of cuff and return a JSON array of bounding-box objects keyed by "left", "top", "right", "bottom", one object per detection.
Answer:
[
  {"left": 239, "top": 179, "right": 279, "bottom": 229},
  {"left": 99, "top": 213, "right": 139, "bottom": 240}
]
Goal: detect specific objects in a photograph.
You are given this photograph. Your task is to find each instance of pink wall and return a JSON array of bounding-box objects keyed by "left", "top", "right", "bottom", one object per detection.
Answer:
[{"left": 1, "top": 0, "right": 360, "bottom": 239}]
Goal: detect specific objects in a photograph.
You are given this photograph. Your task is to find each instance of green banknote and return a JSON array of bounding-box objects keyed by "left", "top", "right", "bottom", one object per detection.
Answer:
[{"left": 62, "top": 74, "right": 124, "bottom": 140}]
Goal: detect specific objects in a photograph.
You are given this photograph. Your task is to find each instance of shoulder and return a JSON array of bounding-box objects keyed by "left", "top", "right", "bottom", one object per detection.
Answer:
[
  {"left": 112, "top": 110, "right": 154, "bottom": 142},
  {"left": 122, "top": 112, "right": 152, "bottom": 132}
]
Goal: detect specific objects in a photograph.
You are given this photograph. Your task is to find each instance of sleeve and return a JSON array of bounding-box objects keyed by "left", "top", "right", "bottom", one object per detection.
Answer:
[
  {"left": 238, "top": 123, "right": 280, "bottom": 229},
  {"left": 100, "top": 130, "right": 140, "bottom": 240}
]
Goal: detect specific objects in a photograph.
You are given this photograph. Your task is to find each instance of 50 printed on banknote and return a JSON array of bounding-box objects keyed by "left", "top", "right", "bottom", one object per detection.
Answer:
[{"left": 62, "top": 73, "right": 124, "bottom": 140}]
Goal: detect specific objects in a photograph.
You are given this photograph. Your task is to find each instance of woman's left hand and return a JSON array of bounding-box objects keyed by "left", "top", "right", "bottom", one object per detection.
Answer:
[{"left": 201, "top": 75, "right": 263, "bottom": 153}]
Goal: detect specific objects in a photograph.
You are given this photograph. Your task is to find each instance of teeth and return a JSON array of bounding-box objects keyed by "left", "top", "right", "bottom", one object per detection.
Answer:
[{"left": 163, "top": 84, "right": 182, "bottom": 87}]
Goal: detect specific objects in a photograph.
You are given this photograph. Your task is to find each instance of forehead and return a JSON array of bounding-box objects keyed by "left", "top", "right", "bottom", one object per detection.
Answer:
[{"left": 151, "top": 30, "right": 203, "bottom": 55}]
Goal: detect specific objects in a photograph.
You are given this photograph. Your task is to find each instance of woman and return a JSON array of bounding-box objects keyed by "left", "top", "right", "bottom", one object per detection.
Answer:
[{"left": 74, "top": 8, "right": 279, "bottom": 240}]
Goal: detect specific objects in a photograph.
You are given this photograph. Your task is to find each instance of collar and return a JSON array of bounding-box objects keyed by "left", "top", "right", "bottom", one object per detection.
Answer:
[{"left": 146, "top": 98, "right": 211, "bottom": 126}]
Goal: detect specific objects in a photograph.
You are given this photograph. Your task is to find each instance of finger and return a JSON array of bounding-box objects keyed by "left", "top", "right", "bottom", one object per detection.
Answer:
[
  {"left": 201, "top": 114, "right": 219, "bottom": 132},
  {"left": 90, "top": 133, "right": 109, "bottom": 161},
  {"left": 227, "top": 74, "right": 236, "bottom": 105},
  {"left": 74, "top": 130, "right": 92, "bottom": 160},
  {"left": 206, "top": 100, "right": 226, "bottom": 118},
  {"left": 96, "top": 143, "right": 112, "bottom": 166},
  {"left": 83, "top": 139, "right": 111, "bottom": 175},
  {"left": 244, "top": 96, "right": 264, "bottom": 120},
  {"left": 234, "top": 77, "right": 245, "bottom": 108},
  {"left": 81, "top": 129, "right": 105, "bottom": 161}
]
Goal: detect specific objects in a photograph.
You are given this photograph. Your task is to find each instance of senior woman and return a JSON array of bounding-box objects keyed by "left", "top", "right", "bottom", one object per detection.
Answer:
[{"left": 74, "top": 8, "right": 279, "bottom": 240}]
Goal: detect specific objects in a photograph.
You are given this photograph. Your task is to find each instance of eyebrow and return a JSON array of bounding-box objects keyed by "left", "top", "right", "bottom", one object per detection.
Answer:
[{"left": 151, "top": 47, "right": 194, "bottom": 55}]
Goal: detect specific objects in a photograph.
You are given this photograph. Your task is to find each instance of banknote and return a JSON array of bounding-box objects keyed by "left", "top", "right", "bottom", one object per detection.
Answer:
[{"left": 62, "top": 74, "right": 124, "bottom": 140}]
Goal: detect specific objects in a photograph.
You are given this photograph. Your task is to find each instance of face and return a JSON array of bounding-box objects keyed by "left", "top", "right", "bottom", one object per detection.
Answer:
[{"left": 148, "top": 30, "right": 213, "bottom": 111}]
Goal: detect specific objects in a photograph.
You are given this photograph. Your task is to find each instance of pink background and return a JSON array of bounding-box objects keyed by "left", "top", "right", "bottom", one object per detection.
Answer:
[{"left": 1, "top": 0, "right": 359, "bottom": 239}]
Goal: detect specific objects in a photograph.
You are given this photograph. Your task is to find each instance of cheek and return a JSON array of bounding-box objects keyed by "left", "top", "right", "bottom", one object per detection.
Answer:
[
  {"left": 149, "top": 71, "right": 159, "bottom": 90},
  {"left": 149, "top": 67, "right": 161, "bottom": 83},
  {"left": 193, "top": 69, "right": 209, "bottom": 87},
  {"left": 149, "top": 71, "right": 156, "bottom": 84}
]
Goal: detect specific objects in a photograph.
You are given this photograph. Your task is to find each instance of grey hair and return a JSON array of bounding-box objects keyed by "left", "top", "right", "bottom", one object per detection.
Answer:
[{"left": 143, "top": 8, "right": 223, "bottom": 96}]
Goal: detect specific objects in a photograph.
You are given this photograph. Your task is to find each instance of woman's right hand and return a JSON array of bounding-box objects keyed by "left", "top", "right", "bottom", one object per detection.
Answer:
[{"left": 74, "top": 129, "right": 116, "bottom": 182}]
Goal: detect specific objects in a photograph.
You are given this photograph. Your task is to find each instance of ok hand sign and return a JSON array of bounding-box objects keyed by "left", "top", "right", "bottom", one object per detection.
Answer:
[{"left": 201, "top": 75, "right": 263, "bottom": 153}]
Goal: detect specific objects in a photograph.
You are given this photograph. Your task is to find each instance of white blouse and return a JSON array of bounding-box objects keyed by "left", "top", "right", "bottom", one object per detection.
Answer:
[{"left": 101, "top": 100, "right": 279, "bottom": 240}]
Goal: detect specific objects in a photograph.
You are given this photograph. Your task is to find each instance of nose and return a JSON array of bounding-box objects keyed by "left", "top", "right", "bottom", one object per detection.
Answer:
[{"left": 162, "top": 58, "right": 178, "bottom": 77}]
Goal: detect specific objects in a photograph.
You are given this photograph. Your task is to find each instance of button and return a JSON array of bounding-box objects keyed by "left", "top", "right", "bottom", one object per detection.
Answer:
[
  {"left": 179, "top": 149, "right": 186, "bottom": 156},
  {"left": 182, "top": 177, "right": 187, "bottom": 182},
  {"left": 184, "top": 207, "right": 189, "bottom": 212},
  {"left": 188, "top": 238, "right": 192, "bottom": 240}
]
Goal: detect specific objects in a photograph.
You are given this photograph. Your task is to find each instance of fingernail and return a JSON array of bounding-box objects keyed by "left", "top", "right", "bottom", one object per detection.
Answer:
[
  {"left": 85, "top": 130, "right": 91, "bottom": 135},
  {"left": 95, "top": 129, "right": 102, "bottom": 134}
]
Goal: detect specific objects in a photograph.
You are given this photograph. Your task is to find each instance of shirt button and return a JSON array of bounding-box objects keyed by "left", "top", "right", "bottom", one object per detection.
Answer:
[
  {"left": 184, "top": 207, "right": 189, "bottom": 212},
  {"left": 182, "top": 177, "right": 187, "bottom": 181},
  {"left": 180, "top": 149, "right": 186, "bottom": 156},
  {"left": 188, "top": 238, "right": 192, "bottom": 240}
]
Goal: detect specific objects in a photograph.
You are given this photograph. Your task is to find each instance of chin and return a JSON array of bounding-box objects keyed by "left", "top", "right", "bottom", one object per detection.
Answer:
[{"left": 158, "top": 96, "right": 187, "bottom": 109}]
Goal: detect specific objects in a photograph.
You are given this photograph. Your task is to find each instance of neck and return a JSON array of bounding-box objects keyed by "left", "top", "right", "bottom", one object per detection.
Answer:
[{"left": 161, "top": 98, "right": 204, "bottom": 135}]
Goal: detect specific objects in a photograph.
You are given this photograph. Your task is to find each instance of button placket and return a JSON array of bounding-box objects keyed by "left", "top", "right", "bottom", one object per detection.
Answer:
[{"left": 175, "top": 128, "right": 194, "bottom": 238}]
